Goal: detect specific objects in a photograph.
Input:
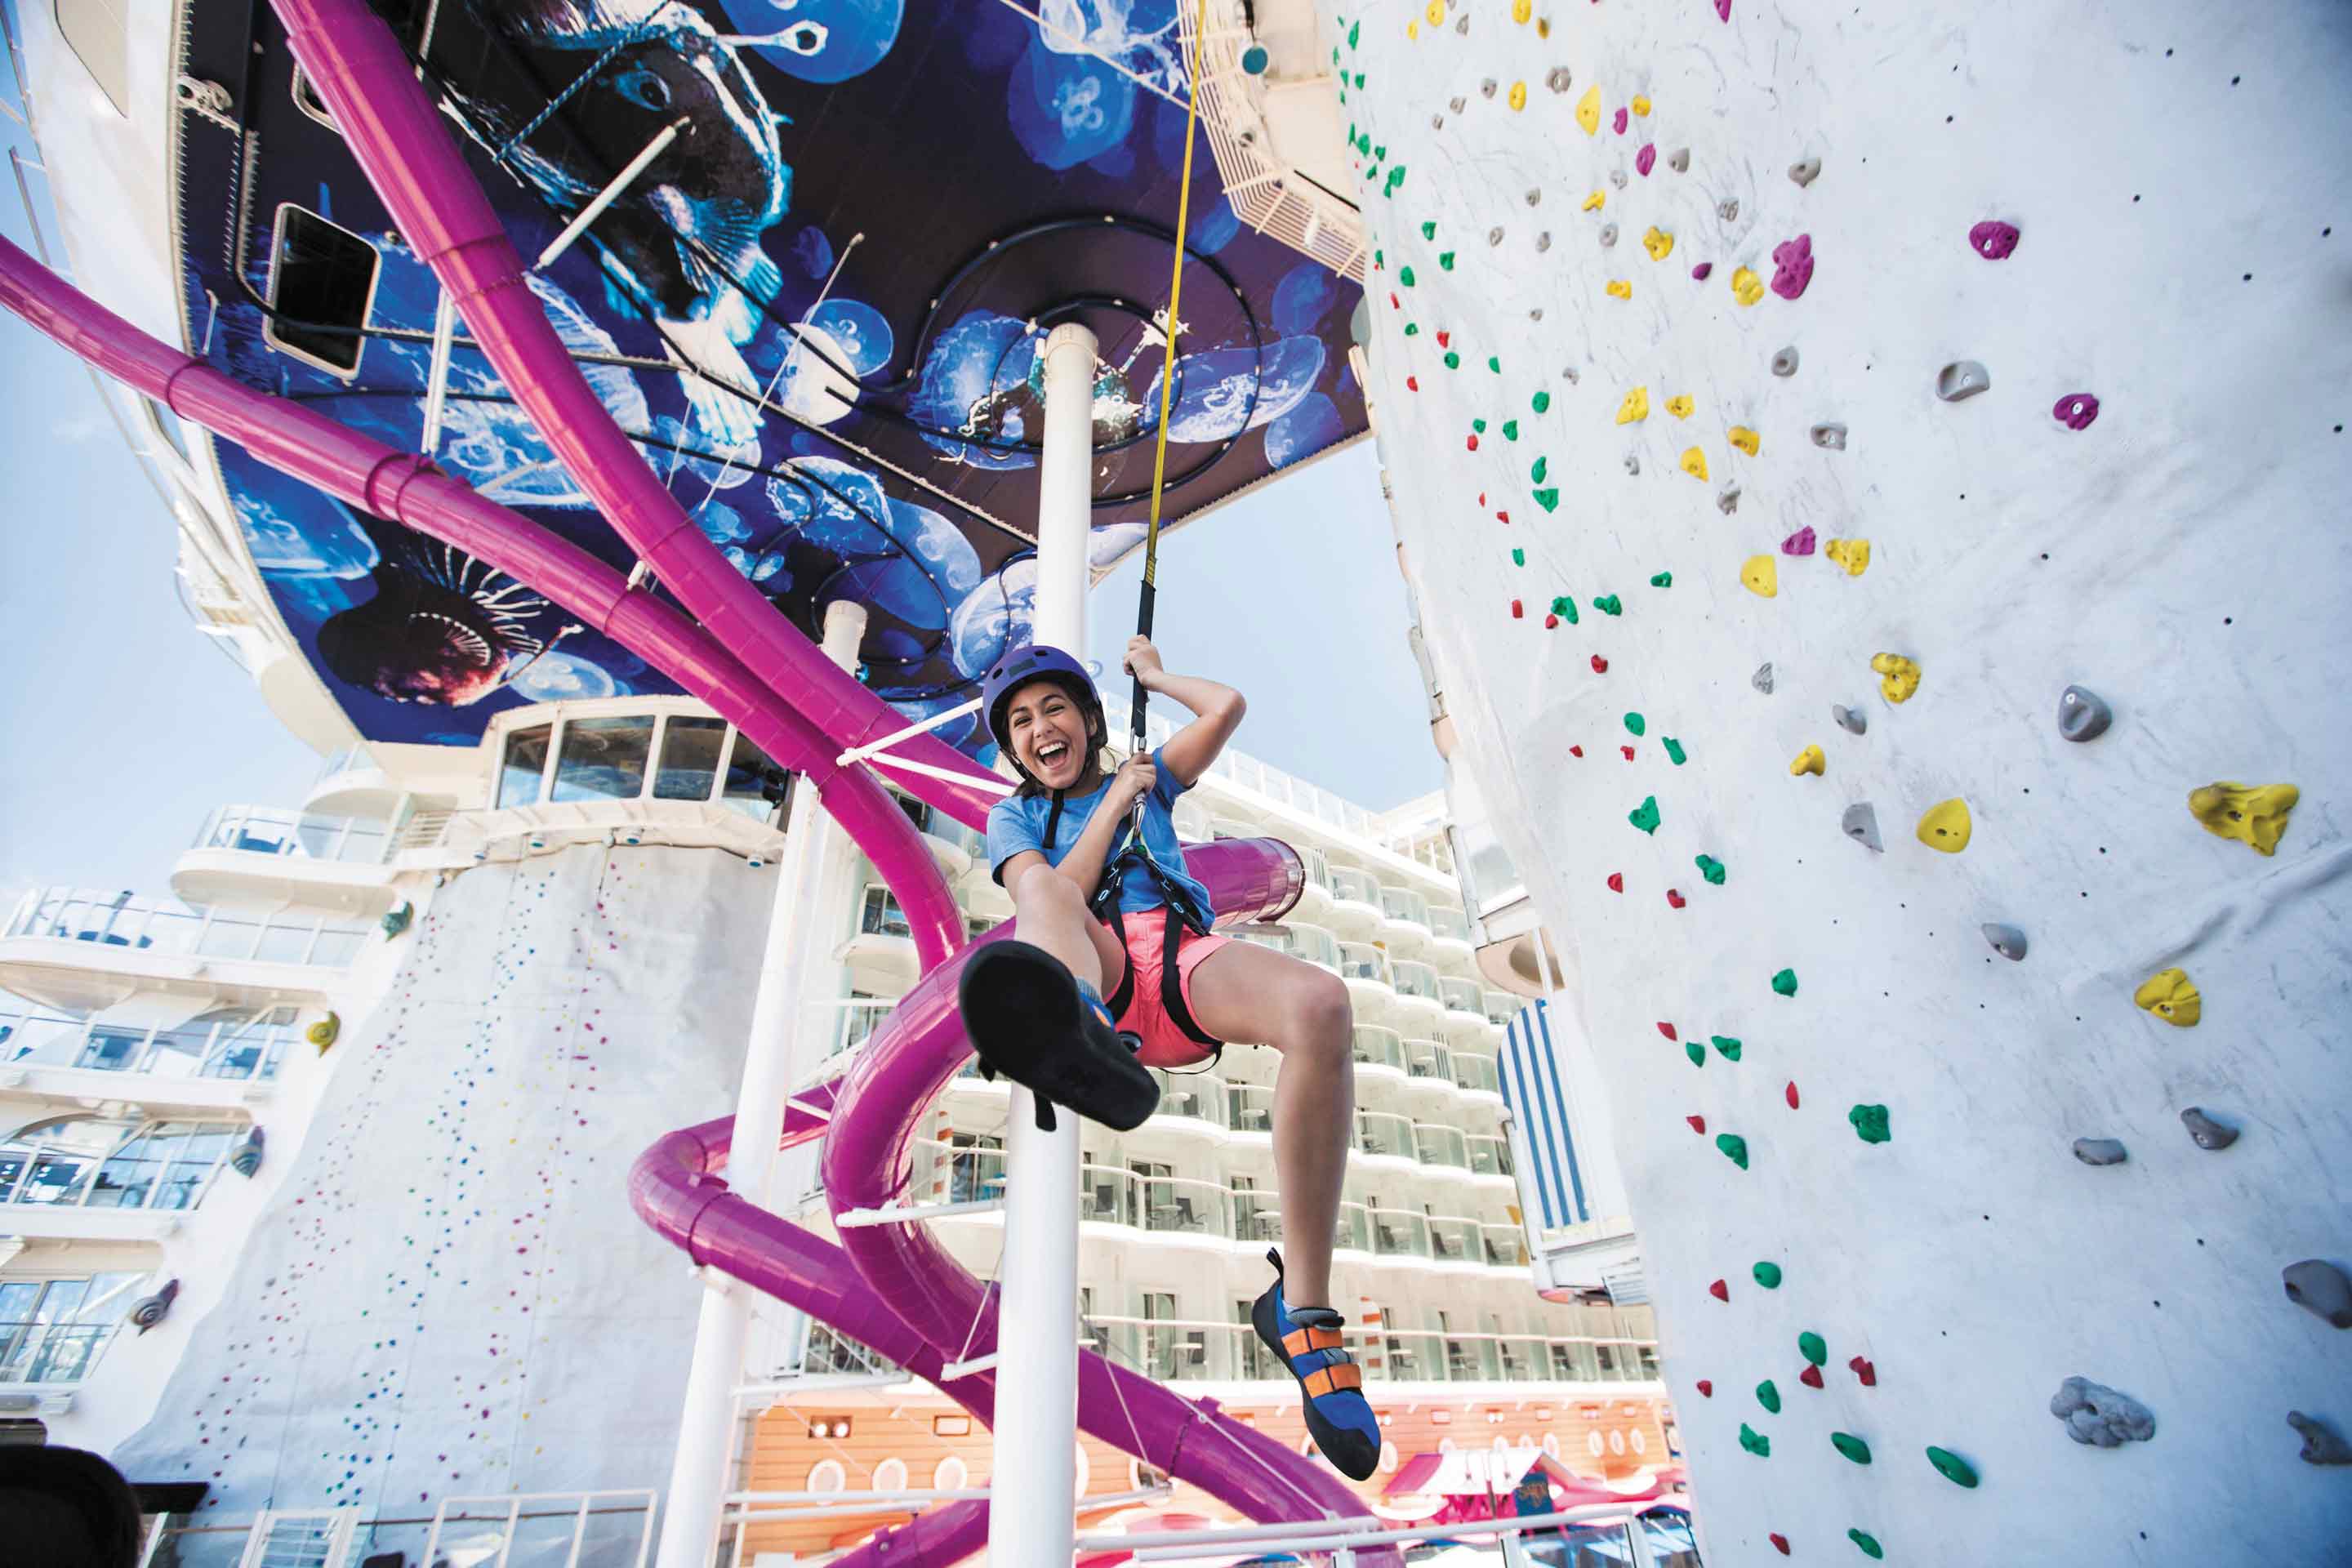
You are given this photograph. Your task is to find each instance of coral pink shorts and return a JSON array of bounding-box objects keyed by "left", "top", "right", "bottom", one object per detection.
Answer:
[{"left": 1108, "top": 909, "right": 1230, "bottom": 1069}]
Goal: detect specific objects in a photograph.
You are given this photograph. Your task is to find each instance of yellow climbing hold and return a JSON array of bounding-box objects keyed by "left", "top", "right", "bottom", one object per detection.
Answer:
[
  {"left": 2134, "top": 967, "right": 2202, "bottom": 1027},
  {"left": 1665, "top": 394, "right": 1694, "bottom": 420},
  {"left": 1731, "top": 267, "right": 1765, "bottom": 306},
  {"left": 1512, "top": 0, "right": 1531, "bottom": 20},
  {"left": 1537, "top": 15, "right": 1549, "bottom": 34},
  {"left": 2187, "top": 782, "right": 2300, "bottom": 856},
  {"left": 1583, "top": 189, "right": 1606, "bottom": 212},
  {"left": 1407, "top": 19, "right": 1419, "bottom": 37},
  {"left": 1576, "top": 85, "right": 1601, "bottom": 135},
  {"left": 1870, "top": 653, "right": 1922, "bottom": 703},
  {"left": 1615, "top": 387, "right": 1650, "bottom": 424},
  {"left": 1741, "top": 555, "right": 1778, "bottom": 597},
  {"left": 1424, "top": 0, "right": 1444, "bottom": 24},
  {"left": 1509, "top": 80, "right": 1527, "bottom": 110},
  {"left": 1729, "top": 425, "right": 1761, "bottom": 456},
  {"left": 1606, "top": 279, "right": 1632, "bottom": 300},
  {"left": 1916, "top": 797, "right": 1972, "bottom": 853},
  {"left": 1632, "top": 94, "right": 1652, "bottom": 117},
  {"left": 1791, "top": 745, "right": 1825, "bottom": 777},
  {"left": 1682, "top": 447, "right": 1710, "bottom": 481},
  {"left": 1642, "top": 226, "right": 1674, "bottom": 261},
  {"left": 1826, "top": 537, "right": 1872, "bottom": 576}
]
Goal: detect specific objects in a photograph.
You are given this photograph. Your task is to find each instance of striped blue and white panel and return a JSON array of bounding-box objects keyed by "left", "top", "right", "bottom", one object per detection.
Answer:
[{"left": 1497, "top": 998, "right": 1590, "bottom": 1229}]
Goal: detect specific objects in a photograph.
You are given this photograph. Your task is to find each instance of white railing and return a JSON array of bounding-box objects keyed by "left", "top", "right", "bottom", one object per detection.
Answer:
[
  {"left": 1378, "top": 886, "right": 1431, "bottom": 928},
  {"left": 0, "top": 1120, "right": 243, "bottom": 1215},
  {"left": 1348, "top": 1022, "right": 1404, "bottom": 1071},
  {"left": 424, "top": 1490, "right": 657, "bottom": 1568},
  {"left": 6, "top": 886, "right": 371, "bottom": 969},
  {"left": 0, "top": 1319, "right": 117, "bottom": 1385},
  {"left": 1337, "top": 942, "right": 1390, "bottom": 987},
  {"left": 0, "top": 1003, "right": 302, "bottom": 1081},
  {"left": 192, "top": 804, "right": 393, "bottom": 866},
  {"left": 1391, "top": 959, "right": 1441, "bottom": 1004},
  {"left": 1428, "top": 905, "right": 1472, "bottom": 943},
  {"left": 310, "top": 742, "right": 378, "bottom": 788}
]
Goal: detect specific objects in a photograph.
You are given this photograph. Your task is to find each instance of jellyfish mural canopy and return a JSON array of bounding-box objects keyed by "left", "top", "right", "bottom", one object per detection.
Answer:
[{"left": 171, "top": 0, "right": 1365, "bottom": 761}]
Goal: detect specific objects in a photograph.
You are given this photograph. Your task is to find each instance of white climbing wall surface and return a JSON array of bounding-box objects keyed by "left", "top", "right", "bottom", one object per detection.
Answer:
[{"left": 1330, "top": 0, "right": 2352, "bottom": 1559}]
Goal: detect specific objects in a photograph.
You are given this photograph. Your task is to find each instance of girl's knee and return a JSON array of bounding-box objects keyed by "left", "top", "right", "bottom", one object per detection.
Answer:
[
  {"left": 1011, "top": 862, "right": 1080, "bottom": 911},
  {"left": 1294, "top": 969, "right": 1352, "bottom": 1042}
]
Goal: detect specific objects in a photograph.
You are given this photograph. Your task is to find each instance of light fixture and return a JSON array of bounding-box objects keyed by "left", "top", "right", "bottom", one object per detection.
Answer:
[
  {"left": 933, "top": 1414, "right": 971, "bottom": 1437},
  {"left": 808, "top": 1416, "right": 853, "bottom": 1440},
  {"left": 1430, "top": 1410, "right": 1452, "bottom": 1425}
]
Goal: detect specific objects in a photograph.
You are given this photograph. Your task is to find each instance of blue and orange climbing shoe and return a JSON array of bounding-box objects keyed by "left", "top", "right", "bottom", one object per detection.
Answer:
[
  {"left": 1251, "top": 1248, "right": 1380, "bottom": 1480},
  {"left": 958, "top": 939, "right": 1156, "bottom": 1133}
]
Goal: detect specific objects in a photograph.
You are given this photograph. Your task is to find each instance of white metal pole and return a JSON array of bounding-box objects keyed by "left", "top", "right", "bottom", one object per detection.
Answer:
[
  {"left": 654, "top": 601, "right": 867, "bottom": 1568},
  {"left": 988, "top": 319, "right": 1097, "bottom": 1568}
]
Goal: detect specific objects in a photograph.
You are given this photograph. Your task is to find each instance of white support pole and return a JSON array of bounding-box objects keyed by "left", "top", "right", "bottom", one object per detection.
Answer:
[
  {"left": 988, "top": 320, "right": 1098, "bottom": 1568},
  {"left": 656, "top": 602, "right": 867, "bottom": 1568}
]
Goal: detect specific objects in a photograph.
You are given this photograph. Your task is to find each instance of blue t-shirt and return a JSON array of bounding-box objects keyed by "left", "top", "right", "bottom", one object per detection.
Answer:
[{"left": 985, "top": 746, "right": 1216, "bottom": 924}]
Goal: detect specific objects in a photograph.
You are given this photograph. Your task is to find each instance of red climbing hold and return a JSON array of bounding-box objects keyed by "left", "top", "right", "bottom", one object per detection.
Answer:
[
  {"left": 1511, "top": 599, "right": 1525, "bottom": 619},
  {"left": 1657, "top": 1022, "right": 1679, "bottom": 1040},
  {"left": 1592, "top": 655, "right": 1610, "bottom": 673},
  {"left": 1686, "top": 1114, "right": 1707, "bottom": 1134},
  {"left": 1850, "top": 1356, "right": 1877, "bottom": 1386},
  {"left": 1468, "top": 434, "right": 1481, "bottom": 451},
  {"left": 1570, "top": 745, "right": 1584, "bottom": 757},
  {"left": 1496, "top": 510, "right": 1510, "bottom": 523},
  {"left": 1666, "top": 889, "right": 1686, "bottom": 908},
  {"left": 1785, "top": 1081, "right": 1801, "bottom": 1109},
  {"left": 1389, "top": 292, "right": 1401, "bottom": 310},
  {"left": 1437, "top": 330, "right": 1451, "bottom": 347},
  {"left": 1708, "top": 1278, "right": 1730, "bottom": 1302},
  {"left": 1406, "top": 376, "right": 1419, "bottom": 391},
  {"left": 1607, "top": 872, "right": 1624, "bottom": 892},
  {"left": 1478, "top": 492, "right": 1486, "bottom": 506},
  {"left": 1544, "top": 613, "right": 1560, "bottom": 629},
  {"left": 1770, "top": 1535, "right": 1790, "bottom": 1556},
  {"left": 1799, "top": 1362, "right": 1824, "bottom": 1389},
  {"left": 1621, "top": 746, "right": 1637, "bottom": 760},
  {"left": 1696, "top": 1379, "right": 1713, "bottom": 1397}
]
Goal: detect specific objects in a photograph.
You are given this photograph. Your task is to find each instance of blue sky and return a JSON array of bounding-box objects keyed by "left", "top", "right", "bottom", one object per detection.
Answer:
[{"left": 0, "top": 84, "right": 1435, "bottom": 902}]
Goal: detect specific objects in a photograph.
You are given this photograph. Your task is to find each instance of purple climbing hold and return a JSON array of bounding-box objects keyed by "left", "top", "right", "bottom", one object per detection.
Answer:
[
  {"left": 1637, "top": 144, "right": 1657, "bottom": 176},
  {"left": 1781, "top": 527, "right": 1818, "bottom": 557},
  {"left": 1691, "top": 262, "right": 1714, "bottom": 280},
  {"left": 1771, "top": 234, "right": 1815, "bottom": 300},
  {"left": 1970, "top": 220, "right": 2022, "bottom": 260},
  {"left": 1715, "top": 0, "right": 1731, "bottom": 20},
  {"left": 1614, "top": 106, "right": 1629, "bottom": 135},
  {"left": 2054, "top": 393, "right": 2100, "bottom": 430}
]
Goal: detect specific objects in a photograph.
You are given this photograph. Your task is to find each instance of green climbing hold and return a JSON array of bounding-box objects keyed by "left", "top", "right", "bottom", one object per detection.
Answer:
[
  {"left": 1753, "top": 1261, "right": 1783, "bottom": 1289},
  {"left": 1650, "top": 571, "right": 1673, "bottom": 587},
  {"left": 1684, "top": 1040, "right": 1705, "bottom": 1067},
  {"left": 1353, "top": 71, "right": 1365, "bottom": 88},
  {"left": 1421, "top": 220, "right": 1437, "bottom": 239},
  {"left": 1662, "top": 737, "right": 1687, "bottom": 765},
  {"left": 1549, "top": 595, "right": 1577, "bottom": 623},
  {"left": 1831, "top": 1432, "right": 1872, "bottom": 1465},
  {"left": 1850, "top": 1104, "right": 1891, "bottom": 1144},
  {"left": 1532, "top": 390, "right": 1552, "bottom": 413},
  {"left": 1697, "top": 854, "right": 1726, "bottom": 885},
  {"left": 1624, "top": 712, "right": 1646, "bottom": 737},
  {"left": 1472, "top": 418, "right": 1487, "bottom": 432},
  {"left": 1439, "top": 252, "right": 1456, "bottom": 270},
  {"left": 1711, "top": 1034, "right": 1742, "bottom": 1062},
  {"left": 1756, "top": 1379, "right": 1783, "bottom": 1414},
  {"left": 1400, "top": 266, "right": 1416, "bottom": 287},
  {"left": 1502, "top": 420, "right": 1520, "bottom": 441},
  {"left": 1443, "top": 351, "right": 1460, "bottom": 370},
  {"left": 1592, "top": 594, "right": 1622, "bottom": 616},
  {"left": 1629, "top": 795, "right": 1661, "bottom": 835},
  {"left": 1530, "top": 456, "right": 1548, "bottom": 484},
  {"left": 1384, "top": 166, "right": 1405, "bottom": 192},
  {"left": 1849, "top": 1530, "right": 1884, "bottom": 1561},
  {"left": 1511, "top": 549, "right": 1526, "bottom": 567},
  {"left": 1348, "top": 19, "right": 1358, "bottom": 47},
  {"left": 1771, "top": 968, "right": 1799, "bottom": 997},
  {"left": 1533, "top": 488, "right": 1560, "bottom": 512},
  {"left": 1404, "top": 323, "right": 1419, "bottom": 336},
  {"left": 1926, "top": 1446, "right": 1979, "bottom": 1488},
  {"left": 1488, "top": 356, "right": 1502, "bottom": 372},
  {"left": 1799, "top": 1332, "right": 1828, "bottom": 1366},
  {"left": 1716, "top": 1134, "right": 1749, "bottom": 1169},
  {"left": 1740, "top": 1423, "right": 1771, "bottom": 1458},
  {"left": 1373, "top": 249, "right": 1383, "bottom": 268}
]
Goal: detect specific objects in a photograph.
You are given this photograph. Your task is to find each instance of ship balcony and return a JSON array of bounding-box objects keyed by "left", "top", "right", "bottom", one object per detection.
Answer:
[
  {"left": 841, "top": 884, "right": 920, "bottom": 982},
  {"left": 0, "top": 1117, "right": 247, "bottom": 1243},
  {"left": 1396, "top": 1036, "right": 1456, "bottom": 1103},
  {"left": 1482, "top": 1223, "right": 1530, "bottom": 1270},
  {"left": 301, "top": 742, "right": 405, "bottom": 820},
  {"left": 1424, "top": 1214, "right": 1490, "bottom": 1272},
  {"left": 1288, "top": 847, "right": 1334, "bottom": 924},
  {"left": 1426, "top": 904, "right": 1475, "bottom": 964},
  {"left": 1322, "top": 867, "right": 1385, "bottom": 940},
  {"left": 1348, "top": 1022, "right": 1407, "bottom": 1080},
  {"left": 0, "top": 1004, "right": 302, "bottom": 1110},
  {"left": 1336, "top": 944, "right": 1396, "bottom": 1022},
  {"left": 1375, "top": 885, "right": 1433, "bottom": 960},
  {"left": 1483, "top": 991, "right": 1526, "bottom": 1029},
  {"left": 1074, "top": 1314, "right": 1662, "bottom": 1392},
  {"left": 1078, "top": 1165, "right": 1233, "bottom": 1252},
  {"left": 1387, "top": 960, "right": 1447, "bottom": 1032},
  {"left": 887, "top": 790, "right": 985, "bottom": 881},
  {"left": 1144, "top": 1072, "right": 1228, "bottom": 1139},
  {"left": 171, "top": 804, "right": 403, "bottom": 918},
  {"left": 1412, "top": 1123, "right": 1473, "bottom": 1178},
  {"left": 1437, "top": 975, "right": 1489, "bottom": 1033},
  {"left": 1450, "top": 1052, "right": 1504, "bottom": 1103},
  {"left": 0, "top": 889, "right": 368, "bottom": 1012},
  {"left": 1229, "top": 920, "right": 1341, "bottom": 977},
  {"left": 1352, "top": 1109, "right": 1419, "bottom": 1169},
  {"left": 1466, "top": 1134, "right": 1517, "bottom": 1184}
]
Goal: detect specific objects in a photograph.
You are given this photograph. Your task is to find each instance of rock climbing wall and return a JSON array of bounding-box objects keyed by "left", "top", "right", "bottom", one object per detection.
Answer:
[
  {"left": 1331, "top": 0, "right": 2352, "bottom": 1559},
  {"left": 111, "top": 846, "right": 768, "bottom": 1521}
]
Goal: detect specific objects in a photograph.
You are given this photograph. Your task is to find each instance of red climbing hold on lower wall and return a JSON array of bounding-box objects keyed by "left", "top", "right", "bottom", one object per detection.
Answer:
[
  {"left": 1667, "top": 889, "right": 1686, "bottom": 908},
  {"left": 1592, "top": 655, "right": 1610, "bottom": 673},
  {"left": 1658, "top": 1022, "right": 1678, "bottom": 1040},
  {"left": 1800, "top": 1363, "right": 1825, "bottom": 1389},
  {"left": 1850, "top": 1356, "right": 1877, "bottom": 1386},
  {"left": 1770, "top": 1534, "right": 1790, "bottom": 1556},
  {"left": 1696, "top": 1379, "right": 1713, "bottom": 1397},
  {"left": 1607, "top": 872, "right": 1624, "bottom": 891},
  {"left": 1709, "top": 1278, "right": 1730, "bottom": 1301},
  {"left": 1785, "top": 1081, "right": 1801, "bottom": 1109},
  {"left": 1687, "top": 1115, "right": 1707, "bottom": 1134}
]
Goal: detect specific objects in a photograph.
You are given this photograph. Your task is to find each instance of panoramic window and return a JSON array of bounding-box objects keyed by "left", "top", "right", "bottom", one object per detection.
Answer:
[
  {"left": 497, "top": 724, "right": 552, "bottom": 808},
  {"left": 262, "top": 205, "right": 381, "bottom": 378},
  {"left": 719, "top": 733, "right": 789, "bottom": 822},
  {"left": 550, "top": 715, "right": 654, "bottom": 803},
  {"left": 54, "top": 0, "right": 129, "bottom": 116},
  {"left": 653, "top": 715, "right": 727, "bottom": 801}
]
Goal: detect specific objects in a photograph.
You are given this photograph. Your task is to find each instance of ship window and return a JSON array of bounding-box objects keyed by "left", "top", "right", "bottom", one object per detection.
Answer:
[
  {"left": 497, "top": 724, "right": 552, "bottom": 808},
  {"left": 653, "top": 715, "right": 727, "bottom": 801},
  {"left": 550, "top": 715, "right": 653, "bottom": 803},
  {"left": 54, "top": 0, "right": 129, "bottom": 116},
  {"left": 290, "top": 65, "right": 338, "bottom": 131},
  {"left": 719, "top": 733, "right": 789, "bottom": 822},
  {"left": 262, "top": 205, "right": 380, "bottom": 378}
]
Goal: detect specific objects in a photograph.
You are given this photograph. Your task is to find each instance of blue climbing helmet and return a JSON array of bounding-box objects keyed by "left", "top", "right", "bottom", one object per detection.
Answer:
[{"left": 981, "top": 644, "right": 1106, "bottom": 781}]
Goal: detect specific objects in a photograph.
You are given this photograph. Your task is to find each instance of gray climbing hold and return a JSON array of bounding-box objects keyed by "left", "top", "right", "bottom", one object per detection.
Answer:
[
  {"left": 1771, "top": 346, "right": 1800, "bottom": 377},
  {"left": 2058, "top": 685, "right": 2113, "bottom": 742},
  {"left": 1936, "top": 360, "right": 1993, "bottom": 401},
  {"left": 1547, "top": 66, "right": 1571, "bottom": 93},
  {"left": 2283, "top": 1260, "right": 2352, "bottom": 1328},
  {"left": 1842, "top": 803, "right": 1883, "bottom": 852},
  {"left": 1526, "top": 187, "right": 1542, "bottom": 207},
  {"left": 1481, "top": 78, "right": 1499, "bottom": 98},
  {"left": 2290, "top": 1411, "right": 2352, "bottom": 1465},
  {"left": 1529, "top": 309, "right": 1544, "bottom": 322},
  {"left": 1788, "top": 157, "right": 1822, "bottom": 187},
  {"left": 1535, "top": 231, "right": 1552, "bottom": 253},
  {"left": 1599, "top": 223, "right": 1619, "bottom": 248},
  {"left": 2180, "top": 1107, "right": 2238, "bottom": 1151},
  {"left": 1982, "top": 923, "right": 2028, "bottom": 961},
  {"left": 2051, "top": 1377, "right": 2156, "bottom": 1446},
  {"left": 1753, "top": 663, "right": 1775, "bottom": 694},
  {"left": 1432, "top": 114, "right": 1445, "bottom": 130},
  {"left": 1610, "top": 168, "right": 1628, "bottom": 189},
  {"left": 1454, "top": 11, "right": 1468, "bottom": 33},
  {"left": 1810, "top": 422, "right": 1848, "bottom": 451},
  {"left": 1561, "top": 367, "right": 1579, "bottom": 385},
  {"left": 1833, "top": 704, "right": 1867, "bottom": 735},
  {"left": 1624, "top": 453, "right": 1641, "bottom": 476},
  {"left": 1450, "top": 96, "right": 1468, "bottom": 114},
  {"left": 1717, "top": 198, "right": 1740, "bottom": 222},
  {"left": 1668, "top": 147, "right": 1690, "bottom": 173},
  {"left": 2073, "top": 1138, "right": 2128, "bottom": 1167},
  {"left": 1488, "top": 225, "right": 1505, "bottom": 247},
  {"left": 1717, "top": 484, "right": 1741, "bottom": 514}
]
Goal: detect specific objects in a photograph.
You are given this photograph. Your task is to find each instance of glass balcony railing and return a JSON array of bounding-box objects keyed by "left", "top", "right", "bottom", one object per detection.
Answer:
[
  {"left": 857, "top": 884, "right": 912, "bottom": 940},
  {"left": 1482, "top": 1225, "right": 1529, "bottom": 1268},
  {"left": 1401, "top": 1037, "right": 1452, "bottom": 1082},
  {"left": 1350, "top": 1024, "right": 1405, "bottom": 1073},
  {"left": 1226, "top": 1081, "right": 1275, "bottom": 1134},
  {"left": 1338, "top": 943, "right": 1392, "bottom": 987},
  {"left": 1232, "top": 922, "right": 1341, "bottom": 973},
  {"left": 1378, "top": 886, "right": 1431, "bottom": 928},
  {"left": 1300, "top": 847, "right": 1332, "bottom": 893},
  {"left": 1427, "top": 1215, "right": 1481, "bottom": 1263},
  {"left": 1208, "top": 817, "right": 1257, "bottom": 841},
  {"left": 1437, "top": 976, "right": 1484, "bottom": 1015},
  {"left": 1467, "top": 1134, "right": 1515, "bottom": 1178},
  {"left": 1414, "top": 1125, "right": 1471, "bottom": 1169},
  {"left": 1080, "top": 1165, "right": 1233, "bottom": 1240},
  {"left": 1428, "top": 906, "right": 1471, "bottom": 944},
  {"left": 1152, "top": 1072, "right": 1227, "bottom": 1128},
  {"left": 1230, "top": 1188, "right": 1282, "bottom": 1247},
  {"left": 1333, "top": 1200, "right": 1373, "bottom": 1254},
  {"left": 1450, "top": 1054, "right": 1502, "bottom": 1097},
  {"left": 1354, "top": 1110, "right": 1416, "bottom": 1161},
  {"left": 0, "top": 1004, "right": 301, "bottom": 1082},
  {"left": 193, "top": 804, "right": 393, "bottom": 866},
  {"left": 1482, "top": 992, "right": 1523, "bottom": 1027},
  {"left": 1368, "top": 1207, "right": 1432, "bottom": 1258},
  {"left": 0, "top": 1121, "right": 243, "bottom": 1216},
  {"left": 6, "top": 888, "right": 370, "bottom": 969},
  {"left": 1391, "top": 960, "right": 1441, "bottom": 1004},
  {"left": 1328, "top": 868, "right": 1381, "bottom": 909},
  {"left": 831, "top": 999, "right": 895, "bottom": 1058}
]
